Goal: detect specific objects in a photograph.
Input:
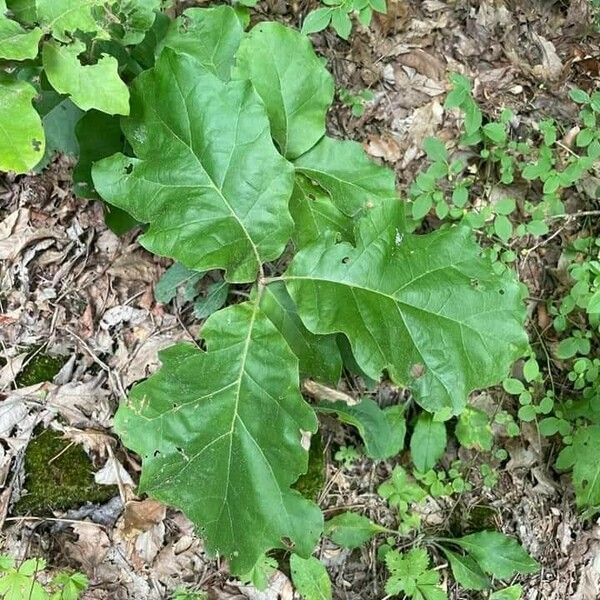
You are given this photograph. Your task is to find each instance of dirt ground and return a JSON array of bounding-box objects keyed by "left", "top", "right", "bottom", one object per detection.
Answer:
[{"left": 1, "top": 0, "right": 600, "bottom": 598}]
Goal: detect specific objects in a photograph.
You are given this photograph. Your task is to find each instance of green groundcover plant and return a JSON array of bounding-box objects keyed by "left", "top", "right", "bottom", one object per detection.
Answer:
[{"left": 1, "top": 0, "right": 535, "bottom": 591}]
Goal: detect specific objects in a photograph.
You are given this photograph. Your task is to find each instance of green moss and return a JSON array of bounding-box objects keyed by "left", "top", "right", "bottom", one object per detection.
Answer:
[
  {"left": 15, "top": 429, "right": 117, "bottom": 515},
  {"left": 16, "top": 350, "right": 67, "bottom": 387},
  {"left": 293, "top": 433, "right": 325, "bottom": 501}
]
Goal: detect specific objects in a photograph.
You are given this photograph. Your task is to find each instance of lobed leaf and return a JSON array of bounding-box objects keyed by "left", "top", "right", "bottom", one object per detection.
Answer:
[
  {"left": 0, "top": 75, "right": 45, "bottom": 173},
  {"left": 0, "top": 0, "right": 42, "bottom": 60},
  {"left": 293, "top": 136, "right": 397, "bottom": 218},
  {"left": 260, "top": 282, "right": 342, "bottom": 384},
  {"left": 284, "top": 200, "right": 528, "bottom": 413},
  {"left": 36, "top": 0, "right": 106, "bottom": 42},
  {"left": 114, "top": 301, "right": 322, "bottom": 574},
  {"left": 234, "top": 22, "right": 334, "bottom": 159},
  {"left": 93, "top": 49, "right": 295, "bottom": 283},
  {"left": 42, "top": 41, "right": 130, "bottom": 115},
  {"left": 161, "top": 6, "right": 243, "bottom": 80},
  {"left": 289, "top": 176, "right": 353, "bottom": 248}
]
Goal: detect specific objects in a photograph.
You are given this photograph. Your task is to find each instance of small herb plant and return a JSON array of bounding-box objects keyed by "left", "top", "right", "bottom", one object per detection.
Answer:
[
  {"left": 302, "top": 0, "right": 386, "bottom": 39},
  {"left": 0, "top": 555, "right": 88, "bottom": 600}
]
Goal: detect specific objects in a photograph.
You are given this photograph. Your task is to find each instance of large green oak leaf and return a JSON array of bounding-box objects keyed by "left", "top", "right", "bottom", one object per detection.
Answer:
[
  {"left": 0, "top": 76, "right": 45, "bottom": 173},
  {"left": 114, "top": 302, "right": 322, "bottom": 574},
  {"left": 36, "top": 0, "right": 106, "bottom": 42},
  {"left": 294, "top": 136, "right": 397, "bottom": 218},
  {"left": 233, "top": 22, "right": 334, "bottom": 159},
  {"left": 284, "top": 201, "right": 528, "bottom": 414},
  {"left": 0, "top": 0, "right": 42, "bottom": 60},
  {"left": 42, "top": 41, "right": 130, "bottom": 115},
  {"left": 161, "top": 6, "right": 243, "bottom": 80},
  {"left": 93, "top": 49, "right": 295, "bottom": 283}
]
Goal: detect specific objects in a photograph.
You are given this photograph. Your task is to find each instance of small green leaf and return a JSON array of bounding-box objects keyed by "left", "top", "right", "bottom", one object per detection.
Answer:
[
  {"left": 523, "top": 358, "right": 539, "bottom": 382},
  {"left": 161, "top": 6, "right": 243, "bottom": 81},
  {"left": 494, "top": 214, "right": 512, "bottom": 242},
  {"left": 482, "top": 122, "right": 507, "bottom": 144},
  {"left": 325, "top": 512, "right": 386, "bottom": 548},
  {"left": 451, "top": 531, "right": 539, "bottom": 579},
  {"left": 155, "top": 263, "right": 203, "bottom": 304},
  {"left": 317, "top": 398, "right": 405, "bottom": 459},
  {"left": 526, "top": 220, "right": 549, "bottom": 237},
  {"left": 331, "top": 8, "right": 352, "bottom": 39},
  {"left": 556, "top": 337, "right": 579, "bottom": 359},
  {"left": 441, "top": 548, "right": 490, "bottom": 590},
  {"left": 576, "top": 128, "right": 594, "bottom": 147},
  {"left": 411, "top": 412, "right": 447, "bottom": 472},
  {"left": 193, "top": 280, "right": 229, "bottom": 319},
  {"left": 0, "top": 76, "right": 45, "bottom": 173},
  {"left": 569, "top": 425, "right": 600, "bottom": 509},
  {"left": 587, "top": 289, "right": 600, "bottom": 313},
  {"left": 490, "top": 585, "right": 523, "bottom": 600},
  {"left": 234, "top": 22, "right": 334, "bottom": 159},
  {"left": 301, "top": 8, "right": 333, "bottom": 35},
  {"left": 378, "top": 466, "right": 426, "bottom": 510},
  {"left": 423, "top": 137, "right": 447, "bottom": 162},
  {"left": 494, "top": 197, "right": 515, "bottom": 215},
  {"left": 569, "top": 88, "right": 591, "bottom": 104},
  {"left": 290, "top": 554, "right": 332, "bottom": 600},
  {"left": 503, "top": 378, "right": 525, "bottom": 395},
  {"left": 455, "top": 407, "right": 493, "bottom": 451},
  {"left": 42, "top": 41, "right": 130, "bottom": 115}
]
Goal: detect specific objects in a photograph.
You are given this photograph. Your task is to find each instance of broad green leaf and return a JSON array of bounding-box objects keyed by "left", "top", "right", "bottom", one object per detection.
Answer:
[
  {"left": 93, "top": 50, "right": 295, "bottom": 283},
  {"left": 104, "top": 0, "right": 161, "bottom": 46},
  {"left": 455, "top": 407, "right": 493, "bottom": 451},
  {"left": 234, "top": 22, "right": 334, "bottom": 159},
  {"left": 410, "top": 413, "right": 446, "bottom": 472},
  {"left": 294, "top": 136, "right": 397, "bottom": 218},
  {"left": 290, "top": 554, "right": 332, "bottom": 600},
  {"left": 114, "top": 302, "right": 322, "bottom": 574},
  {"left": 35, "top": 91, "right": 83, "bottom": 169},
  {"left": 325, "top": 511, "right": 386, "bottom": 548},
  {"left": 440, "top": 548, "right": 490, "bottom": 590},
  {"left": 36, "top": 0, "right": 105, "bottom": 42},
  {"left": 42, "top": 41, "right": 130, "bottom": 115},
  {"left": 284, "top": 201, "right": 527, "bottom": 413},
  {"left": 261, "top": 282, "right": 342, "bottom": 384},
  {"left": 0, "top": 76, "right": 45, "bottom": 173},
  {"left": 570, "top": 425, "right": 600, "bottom": 508},
  {"left": 161, "top": 6, "right": 243, "bottom": 80},
  {"left": 450, "top": 531, "right": 539, "bottom": 579},
  {"left": 73, "top": 110, "right": 123, "bottom": 198},
  {"left": 0, "top": 1, "right": 42, "bottom": 60},
  {"left": 5, "top": 0, "right": 36, "bottom": 23},
  {"left": 317, "top": 398, "right": 405, "bottom": 459},
  {"left": 289, "top": 176, "right": 353, "bottom": 248},
  {"left": 490, "top": 585, "right": 523, "bottom": 600}
]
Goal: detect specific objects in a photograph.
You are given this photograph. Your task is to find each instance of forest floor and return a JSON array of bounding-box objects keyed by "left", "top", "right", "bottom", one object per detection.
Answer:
[{"left": 1, "top": 0, "right": 599, "bottom": 598}]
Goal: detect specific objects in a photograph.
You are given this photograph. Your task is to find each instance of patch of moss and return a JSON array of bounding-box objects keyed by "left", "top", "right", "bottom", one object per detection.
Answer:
[
  {"left": 293, "top": 433, "right": 325, "bottom": 501},
  {"left": 15, "top": 429, "right": 117, "bottom": 515},
  {"left": 15, "top": 349, "right": 67, "bottom": 387}
]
